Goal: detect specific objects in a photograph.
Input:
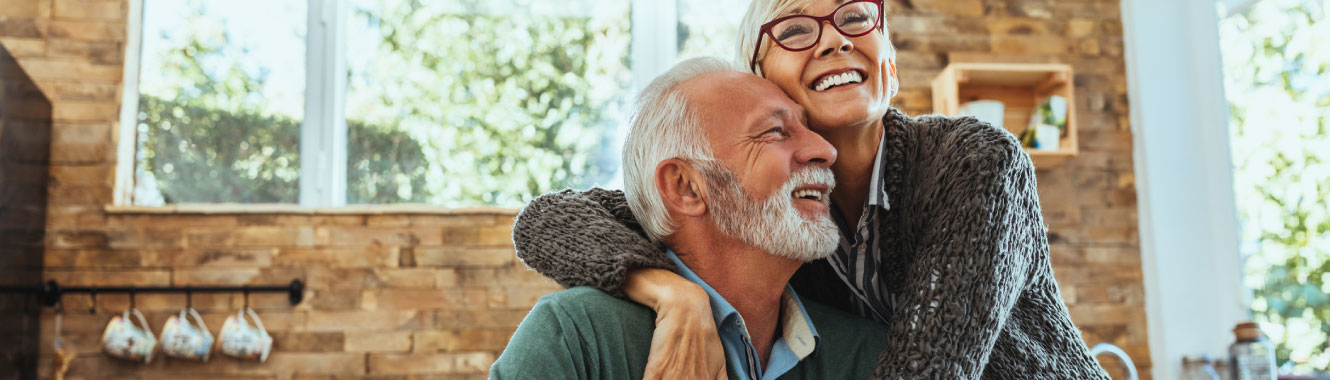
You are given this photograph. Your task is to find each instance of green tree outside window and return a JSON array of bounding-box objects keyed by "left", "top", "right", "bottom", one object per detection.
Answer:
[
  {"left": 135, "top": 0, "right": 631, "bottom": 208},
  {"left": 1220, "top": 0, "right": 1330, "bottom": 371}
]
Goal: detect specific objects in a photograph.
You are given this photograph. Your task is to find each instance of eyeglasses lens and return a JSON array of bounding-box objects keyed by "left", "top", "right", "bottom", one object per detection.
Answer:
[
  {"left": 771, "top": 2, "right": 879, "bottom": 50},
  {"left": 835, "top": 3, "right": 878, "bottom": 35},
  {"left": 772, "top": 18, "right": 820, "bottom": 49}
]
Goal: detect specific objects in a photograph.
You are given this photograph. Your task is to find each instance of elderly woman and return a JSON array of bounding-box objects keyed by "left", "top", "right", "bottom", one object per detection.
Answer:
[{"left": 512, "top": 0, "right": 1110, "bottom": 378}]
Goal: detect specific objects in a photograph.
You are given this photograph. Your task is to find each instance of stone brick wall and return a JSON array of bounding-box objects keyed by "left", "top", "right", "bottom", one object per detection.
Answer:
[
  {"left": 37, "top": 209, "right": 556, "bottom": 379},
  {"left": 0, "top": 0, "right": 1148, "bottom": 378}
]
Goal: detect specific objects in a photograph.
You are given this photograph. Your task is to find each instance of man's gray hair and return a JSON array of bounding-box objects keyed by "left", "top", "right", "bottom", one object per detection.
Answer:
[
  {"left": 622, "top": 57, "right": 741, "bottom": 243},
  {"left": 734, "top": 0, "right": 895, "bottom": 76}
]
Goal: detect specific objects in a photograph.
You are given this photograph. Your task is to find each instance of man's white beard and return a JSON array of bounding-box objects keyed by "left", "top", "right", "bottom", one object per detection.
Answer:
[{"left": 699, "top": 161, "right": 840, "bottom": 262}]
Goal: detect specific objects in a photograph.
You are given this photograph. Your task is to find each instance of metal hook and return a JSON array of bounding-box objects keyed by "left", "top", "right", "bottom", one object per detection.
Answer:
[
  {"left": 53, "top": 299, "right": 64, "bottom": 350},
  {"left": 88, "top": 289, "right": 97, "bottom": 314},
  {"left": 129, "top": 286, "right": 136, "bottom": 309},
  {"left": 243, "top": 286, "right": 250, "bottom": 310},
  {"left": 288, "top": 279, "right": 304, "bottom": 306},
  {"left": 43, "top": 280, "right": 61, "bottom": 309},
  {"left": 185, "top": 287, "right": 193, "bottom": 309}
]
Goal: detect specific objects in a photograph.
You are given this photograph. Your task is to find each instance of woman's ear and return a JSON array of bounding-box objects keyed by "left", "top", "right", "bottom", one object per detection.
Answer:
[
  {"left": 884, "top": 58, "right": 899, "bottom": 98},
  {"left": 655, "top": 159, "right": 708, "bottom": 218}
]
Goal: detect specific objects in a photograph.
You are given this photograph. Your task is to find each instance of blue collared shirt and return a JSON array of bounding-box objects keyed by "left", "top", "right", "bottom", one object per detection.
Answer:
[{"left": 665, "top": 250, "right": 820, "bottom": 380}]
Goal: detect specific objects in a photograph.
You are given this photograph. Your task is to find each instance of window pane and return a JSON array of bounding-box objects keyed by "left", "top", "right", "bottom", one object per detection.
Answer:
[
  {"left": 134, "top": 0, "right": 306, "bottom": 205},
  {"left": 345, "top": 0, "right": 632, "bottom": 207},
  {"left": 678, "top": 0, "right": 749, "bottom": 62},
  {"left": 1220, "top": 0, "right": 1330, "bottom": 372}
]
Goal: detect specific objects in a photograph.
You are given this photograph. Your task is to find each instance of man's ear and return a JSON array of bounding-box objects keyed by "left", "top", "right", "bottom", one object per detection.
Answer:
[{"left": 655, "top": 158, "right": 707, "bottom": 218}]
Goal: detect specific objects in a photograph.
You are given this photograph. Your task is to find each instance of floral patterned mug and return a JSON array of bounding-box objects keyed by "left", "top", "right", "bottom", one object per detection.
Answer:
[
  {"left": 218, "top": 307, "right": 272, "bottom": 362},
  {"left": 102, "top": 308, "right": 156, "bottom": 363},
  {"left": 160, "top": 307, "right": 213, "bottom": 361}
]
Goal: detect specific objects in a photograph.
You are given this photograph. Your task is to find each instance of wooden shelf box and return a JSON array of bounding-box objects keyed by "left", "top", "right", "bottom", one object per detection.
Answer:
[{"left": 930, "top": 63, "right": 1078, "bottom": 169}]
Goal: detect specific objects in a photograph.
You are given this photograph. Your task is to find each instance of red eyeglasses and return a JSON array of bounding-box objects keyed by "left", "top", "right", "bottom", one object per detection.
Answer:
[{"left": 749, "top": 0, "right": 885, "bottom": 73}]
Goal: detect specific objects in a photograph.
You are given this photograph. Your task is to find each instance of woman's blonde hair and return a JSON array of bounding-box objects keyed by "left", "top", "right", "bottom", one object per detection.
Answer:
[{"left": 734, "top": 0, "right": 895, "bottom": 77}]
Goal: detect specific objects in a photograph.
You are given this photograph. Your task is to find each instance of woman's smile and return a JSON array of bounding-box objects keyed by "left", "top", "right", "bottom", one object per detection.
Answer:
[
  {"left": 758, "top": 0, "right": 893, "bottom": 132},
  {"left": 809, "top": 68, "right": 866, "bottom": 92}
]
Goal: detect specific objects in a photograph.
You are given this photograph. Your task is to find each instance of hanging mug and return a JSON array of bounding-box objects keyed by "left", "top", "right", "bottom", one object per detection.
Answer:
[
  {"left": 218, "top": 308, "right": 272, "bottom": 362},
  {"left": 160, "top": 307, "right": 213, "bottom": 361},
  {"left": 102, "top": 308, "right": 156, "bottom": 363}
]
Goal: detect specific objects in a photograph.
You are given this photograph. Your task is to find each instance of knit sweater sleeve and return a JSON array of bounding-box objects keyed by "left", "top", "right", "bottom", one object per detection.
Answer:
[
  {"left": 512, "top": 188, "right": 676, "bottom": 298},
  {"left": 872, "top": 117, "right": 1042, "bottom": 380}
]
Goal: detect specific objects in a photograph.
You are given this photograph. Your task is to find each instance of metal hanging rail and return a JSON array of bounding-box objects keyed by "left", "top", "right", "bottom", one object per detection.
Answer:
[{"left": 0, "top": 279, "right": 305, "bottom": 307}]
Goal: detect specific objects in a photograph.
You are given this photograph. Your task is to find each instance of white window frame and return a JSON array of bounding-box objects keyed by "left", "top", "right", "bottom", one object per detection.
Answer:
[
  {"left": 114, "top": 0, "right": 145, "bottom": 205},
  {"left": 1121, "top": 0, "right": 1250, "bottom": 378},
  {"left": 630, "top": 0, "right": 678, "bottom": 94},
  {"left": 118, "top": 0, "right": 686, "bottom": 208},
  {"left": 300, "top": 0, "right": 349, "bottom": 207}
]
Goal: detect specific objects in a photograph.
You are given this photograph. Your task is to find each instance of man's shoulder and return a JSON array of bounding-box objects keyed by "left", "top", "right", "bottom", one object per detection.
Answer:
[
  {"left": 491, "top": 287, "right": 656, "bottom": 380},
  {"left": 541, "top": 286, "right": 630, "bottom": 303},
  {"left": 538, "top": 286, "right": 646, "bottom": 306},
  {"left": 785, "top": 298, "right": 886, "bottom": 380},
  {"left": 535, "top": 286, "right": 655, "bottom": 323},
  {"left": 530, "top": 287, "right": 659, "bottom": 344}
]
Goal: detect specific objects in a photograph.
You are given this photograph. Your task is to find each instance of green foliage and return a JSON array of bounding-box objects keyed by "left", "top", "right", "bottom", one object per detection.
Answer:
[
  {"left": 347, "top": 119, "right": 431, "bottom": 204},
  {"left": 344, "top": 0, "right": 631, "bottom": 207},
  {"left": 1220, "top": 0, "right": 1330, "bottom": 371},
  {"left": 134, "top": 0, "right": 304, "bottom": 204},
  {"left": 137, "top": 95, "right": 300, "bottom": 203},
  {"left": 138, "top": 94, "right": 432, "bottom": 204},
  {"left": 137, "top": 0, "right": 632, "bottom": 207}
]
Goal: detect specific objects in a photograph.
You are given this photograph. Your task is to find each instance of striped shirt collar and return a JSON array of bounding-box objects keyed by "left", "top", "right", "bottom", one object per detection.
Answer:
[{"left": 866, "top": 132, "right": 891, "bottom": 209}]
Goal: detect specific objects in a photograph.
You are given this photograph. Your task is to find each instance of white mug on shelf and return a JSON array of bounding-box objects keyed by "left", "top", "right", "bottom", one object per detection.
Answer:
[
  {"left": 957, "top": 100, "right": 1006, "bottom": 129},
  {"left": 1035, "top": 124, "right": 1062, "bottom": 151},
  {"left": 160, "top": 307, "right": 213, "bottom": 361},
  {"left": 218, "top": 307, "right": 272, "bottom": 362},
  {"left": 102, "top": 308, "right": 156, "bottom": 363}
]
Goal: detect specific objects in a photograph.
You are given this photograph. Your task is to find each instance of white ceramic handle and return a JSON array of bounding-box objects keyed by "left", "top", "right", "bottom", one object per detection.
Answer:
[
  {"left": 186, "top": 308, "right": 211, "bottom": 338},
  {"left": 129, "top": 308, "right": 155, "bottom": 340},
  {"left": 243, "top": 308, "right": 268, "bottom": 337}
]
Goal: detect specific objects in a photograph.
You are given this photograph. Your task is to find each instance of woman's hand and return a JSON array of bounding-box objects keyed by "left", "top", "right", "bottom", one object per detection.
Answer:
[{"left": 624, "top": 268, "right": 727, "bottom": 380}]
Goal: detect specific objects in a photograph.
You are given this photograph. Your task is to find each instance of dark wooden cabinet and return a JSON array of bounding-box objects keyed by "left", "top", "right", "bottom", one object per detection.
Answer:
[{"left": 0, "top": 43, "right": 52, "bottom": 380}]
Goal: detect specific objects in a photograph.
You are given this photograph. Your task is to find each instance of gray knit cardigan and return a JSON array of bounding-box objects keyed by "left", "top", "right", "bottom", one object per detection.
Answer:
[{"left": 512, "top": 109, "right": 1110, "bottom": 380}]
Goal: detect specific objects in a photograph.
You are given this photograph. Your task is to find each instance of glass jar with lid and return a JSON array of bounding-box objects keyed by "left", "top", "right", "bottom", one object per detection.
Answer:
[{"left": 1229, "top": 322, "right": 1277, "bottom": 380}]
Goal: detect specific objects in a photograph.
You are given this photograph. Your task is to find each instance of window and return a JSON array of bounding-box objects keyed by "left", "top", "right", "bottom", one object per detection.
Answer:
[
  {"left": 1219, "top": 0, "right": 1329, "bottom": 372},
  {"left": 677, "top": 0, "right": 751, "bottom": 61},
  {"left": 125, "top": 0, "right": 751, "bottom": 208},
  {"left": 132, "top": 0, "right": 307, "bottom": 205},
  {"left": 341, "top": 1, "right": 630, "bottom": 206}
]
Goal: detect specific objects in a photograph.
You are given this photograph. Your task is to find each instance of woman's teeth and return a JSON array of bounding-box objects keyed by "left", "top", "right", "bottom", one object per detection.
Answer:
[{"left": 813, "top": 71, "right": 864, "bottom": 92}]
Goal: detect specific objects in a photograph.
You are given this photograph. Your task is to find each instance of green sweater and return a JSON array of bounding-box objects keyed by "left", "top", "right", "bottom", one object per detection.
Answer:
[{"left": 490, "top": 287, "right": 886, "bottom": 380}]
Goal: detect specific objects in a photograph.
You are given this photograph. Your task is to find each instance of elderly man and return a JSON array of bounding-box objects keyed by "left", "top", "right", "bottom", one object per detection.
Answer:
[{"left": 489, "top": 57, "right": 886, "bottom": 380}]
